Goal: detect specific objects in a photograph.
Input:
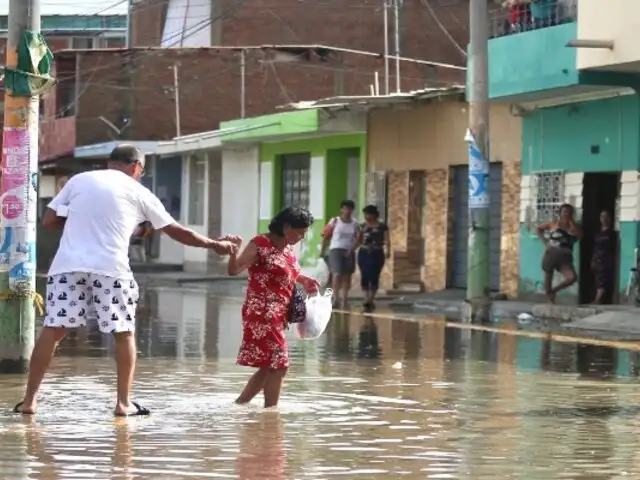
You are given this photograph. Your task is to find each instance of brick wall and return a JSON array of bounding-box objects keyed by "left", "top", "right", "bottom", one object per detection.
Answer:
[
  {"left": 58, "top": 47, "right": 450, "bottom": 147},
  {"left": 132, "top": 0, "right": 469, "bottom": 82},
  {"left": 131, "top": 0, "right": 170, "bottom": 47}
]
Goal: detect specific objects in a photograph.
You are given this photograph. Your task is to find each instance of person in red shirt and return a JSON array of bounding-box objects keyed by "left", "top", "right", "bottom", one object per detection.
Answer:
[{"left": 227, "top": 206, "right": 319, "bottom": 408}]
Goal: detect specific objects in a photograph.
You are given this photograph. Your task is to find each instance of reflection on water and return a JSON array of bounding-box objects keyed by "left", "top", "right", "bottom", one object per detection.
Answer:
[{"left": 4, "top": 283, "right": 640, "bottom": 478}]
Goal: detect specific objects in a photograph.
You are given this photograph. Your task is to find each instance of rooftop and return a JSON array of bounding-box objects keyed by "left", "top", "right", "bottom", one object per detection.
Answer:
[
  {"left": 281, "top": 85, "right": 467, "bottom": 111},
  {"left": 54, "top": 44, "right": 467, "bottom": 71}
]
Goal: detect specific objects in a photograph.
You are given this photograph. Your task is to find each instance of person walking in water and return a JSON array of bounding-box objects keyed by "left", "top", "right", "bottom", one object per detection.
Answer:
[
  {"left": 227, "top": 206, "right": 319, "bottom": 408},
  {"left": 321, "top": 200, "right": 358, "bottom": 308},
  {"left": 13, "top": 145, "right": 240, "bottom": 416},
  {"left": 536, "top": 203, "right": 582, "bottom": 303}
]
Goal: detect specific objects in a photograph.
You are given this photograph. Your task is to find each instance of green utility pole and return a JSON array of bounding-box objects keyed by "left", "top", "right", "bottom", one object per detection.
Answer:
[
  {"left": 0, "top": 0, "right": 42, "bottom": 373},
  {"left": 466, "top": 0, "right": 491, "bottom": 302}
]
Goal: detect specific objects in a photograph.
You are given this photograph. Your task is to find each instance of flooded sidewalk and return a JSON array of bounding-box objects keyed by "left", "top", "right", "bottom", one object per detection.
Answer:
[{"left": 2, "top": 282, "right": 640, "bottom": 478}]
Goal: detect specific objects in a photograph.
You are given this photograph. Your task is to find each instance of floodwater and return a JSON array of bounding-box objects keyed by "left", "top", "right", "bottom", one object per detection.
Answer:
[{"left": 2, "top": 282, "right": 640, "bottom": 479}]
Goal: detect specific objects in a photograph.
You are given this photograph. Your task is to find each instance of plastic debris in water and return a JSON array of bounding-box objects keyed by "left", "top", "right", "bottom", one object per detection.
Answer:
[
  {"left": 517, "top": 313, "right": 534, "bottom": 323},
  {"left": 392, "top": 361, "right": 403, "bottom": 369}
]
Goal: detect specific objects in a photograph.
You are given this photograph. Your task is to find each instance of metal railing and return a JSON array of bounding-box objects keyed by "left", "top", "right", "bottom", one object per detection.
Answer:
[{"left": 489, "top": 0, "right": 577, "bottom": 39}]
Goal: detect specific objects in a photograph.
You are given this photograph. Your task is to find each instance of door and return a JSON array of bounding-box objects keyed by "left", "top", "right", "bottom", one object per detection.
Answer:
[
  {"left": 156, "top": 155, "right": 184, "bottom": 265},
  {"left": 578, "top": 172, "right": 620, "bottom": 304},
  {"left": 280, "top": 153, "right": 311, "bottom": 258},
  {"left": 448, "top": 164, "right": 503, "bottom": 291}
]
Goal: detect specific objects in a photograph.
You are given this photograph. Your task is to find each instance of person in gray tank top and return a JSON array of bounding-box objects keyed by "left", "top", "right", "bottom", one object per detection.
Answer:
[{"left": 536, "top": 203, "right": 582, "bottom": 303}]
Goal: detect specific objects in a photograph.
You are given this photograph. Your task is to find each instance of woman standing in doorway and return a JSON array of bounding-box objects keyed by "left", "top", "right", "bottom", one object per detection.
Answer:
[
  {"left": 591, "top": 210, "right": 617, "bottom": 304},
  {"left": 536, "top": 203, "right": 582, "bottom": 303},
  {"left": 356, "top": 205, "right": 390, "bottom": 309},
  {"left": 227, "top": 206, "right": 319, "bottom": 408}
]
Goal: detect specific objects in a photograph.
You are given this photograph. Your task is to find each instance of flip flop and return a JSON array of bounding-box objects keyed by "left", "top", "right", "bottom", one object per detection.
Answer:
[
  {"left": 12, "top": 401, "right": 35, "bottom": 415},
  {"left": 115, "top": 401, "right": 151, "bottom": 417}
]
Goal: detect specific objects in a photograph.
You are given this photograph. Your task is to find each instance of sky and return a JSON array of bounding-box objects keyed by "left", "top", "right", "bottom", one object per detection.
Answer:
[{"left": 0, "top": 0, "right": 128, "bottom": 16}]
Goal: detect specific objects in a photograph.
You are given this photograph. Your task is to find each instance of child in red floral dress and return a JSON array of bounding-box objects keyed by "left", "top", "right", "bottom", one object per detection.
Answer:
[{"left": 227, "top": 206, "right": 319, "bottom": 407}]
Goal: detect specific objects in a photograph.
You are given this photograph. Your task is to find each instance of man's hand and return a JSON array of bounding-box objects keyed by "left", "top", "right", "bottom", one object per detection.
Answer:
[
  {"left": 211, "top": 240, "right": 239, "bottom": 256},
  {"left": 219, "top": 234, "right": 243, "bottom": 246}
]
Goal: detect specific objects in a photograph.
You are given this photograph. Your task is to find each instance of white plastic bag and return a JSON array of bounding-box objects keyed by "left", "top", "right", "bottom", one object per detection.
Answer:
[{"left": 295, "top": 289, "right": 334, "bottom": 340}]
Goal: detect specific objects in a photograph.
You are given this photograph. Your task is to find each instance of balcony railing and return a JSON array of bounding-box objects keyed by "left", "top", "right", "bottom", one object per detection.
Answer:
[{"left": 489, "top": 0, "right": 577, "bottom": 39}]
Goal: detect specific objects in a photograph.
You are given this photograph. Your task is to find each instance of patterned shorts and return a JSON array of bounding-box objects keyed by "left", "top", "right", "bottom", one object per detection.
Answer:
[{"left": 44, "top": 272, "right": 139, "bottom": 334}]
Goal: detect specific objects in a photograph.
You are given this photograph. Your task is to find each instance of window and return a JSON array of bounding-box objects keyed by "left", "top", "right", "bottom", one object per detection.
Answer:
[
  {"left": 188, "top": 153, "right": 206, "bottom": 225},
  {"left": 280, "top": 154, "right": 310, "bottom": 208},
  {"left": 531, "top": 170, "right": 564, "bottom": 225}
]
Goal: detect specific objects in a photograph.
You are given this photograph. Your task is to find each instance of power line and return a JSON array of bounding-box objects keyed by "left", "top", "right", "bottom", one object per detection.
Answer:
[{"left": 419, "top": 0, "right": 467, "bottom": 58}]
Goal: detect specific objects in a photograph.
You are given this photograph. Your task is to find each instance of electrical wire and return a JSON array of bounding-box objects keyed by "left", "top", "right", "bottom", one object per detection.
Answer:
[{"left": 419, "top": 0, "right": 467, "bottom": 58}]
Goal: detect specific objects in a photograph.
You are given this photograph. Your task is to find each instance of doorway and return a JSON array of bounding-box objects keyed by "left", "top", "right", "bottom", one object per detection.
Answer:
[{"left": 578, "top": 172, "right": 619, "bottom": 304}]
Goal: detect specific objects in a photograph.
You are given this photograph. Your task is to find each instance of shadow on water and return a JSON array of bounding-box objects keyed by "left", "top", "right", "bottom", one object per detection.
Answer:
[{"left": 4, "top": 281, "right": 640, "bottom": 478}]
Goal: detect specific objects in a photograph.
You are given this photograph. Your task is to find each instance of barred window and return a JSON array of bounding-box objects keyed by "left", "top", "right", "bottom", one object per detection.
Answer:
[{"left": 532, "top": 170, "right": 564, "bottom": 224}]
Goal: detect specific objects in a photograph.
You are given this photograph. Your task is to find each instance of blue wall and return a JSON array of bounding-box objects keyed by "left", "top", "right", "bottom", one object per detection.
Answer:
[
  {"left": 522, "top": 95, "right": 640, "bottom": 173},
  {"left": 519, "top": 96, "right": 640, "bottom": 297},
  {"left": 484, "top": 22, "right": 578, "bottom": 99}
]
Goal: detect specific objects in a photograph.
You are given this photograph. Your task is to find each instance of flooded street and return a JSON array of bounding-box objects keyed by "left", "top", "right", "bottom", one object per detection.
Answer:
[{"left": 2, "top": 282, "right": 640, "bottom": 479}]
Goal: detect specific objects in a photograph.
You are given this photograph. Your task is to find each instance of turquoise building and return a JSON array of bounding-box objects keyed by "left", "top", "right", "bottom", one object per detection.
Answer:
[{"left": 479, "top": 6, "right": 640, "bottom": 303}]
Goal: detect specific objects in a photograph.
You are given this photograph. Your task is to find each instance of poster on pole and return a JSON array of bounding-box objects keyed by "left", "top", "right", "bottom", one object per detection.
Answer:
[
  {"left": 0, "top": 127, "right": 38, "bottom": 289},
  {"left": 465, "top": 129, "right": 489, "bottom": 209}
]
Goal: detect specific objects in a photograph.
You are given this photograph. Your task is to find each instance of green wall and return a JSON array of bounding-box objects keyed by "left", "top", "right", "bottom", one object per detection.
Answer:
[
  {"left": 221, "top": 110, "right": 320, "bottom": 142},
  {"left": 258, "top": 134, "right": 366, "bottom": 272},
  {"left": 522, "top": 95, "right": 640, "bottom": 173},
  {"left": 519, "top": 96, "right": 640, "bottom": 298},
  {"left": 481, "top": 22, "right": 579, "bottom": 99}
]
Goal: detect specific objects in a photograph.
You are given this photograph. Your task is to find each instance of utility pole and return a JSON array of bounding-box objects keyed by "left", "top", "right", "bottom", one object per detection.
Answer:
[
  {"left": 126, "top": 0, "right": 133, "bottom": 48},
  {"left": 383, "top": 0, "right": 389, "bottom": 95},
  {"left": 240, "top": 49, "right": 246, "bottom": 118},
  {"left": 0, "top": 0, "right": 41, "bottom": 372},
  {"left": 393, "top": 0, "right": 401, "bottom": 93},
  {"left": 173, "top": 63, "right": 181, "bottom": 137},
  {"left": 466, "top": 0, "right": 491, "bottom": 304}
]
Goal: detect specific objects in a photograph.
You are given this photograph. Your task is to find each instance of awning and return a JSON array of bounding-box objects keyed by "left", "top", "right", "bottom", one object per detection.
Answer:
[
  {"left": 74, "top": 140, "right": 161, "bottom": 159},
  {"left": 155, "top": 122, "right": 282, "bottom": 156}
]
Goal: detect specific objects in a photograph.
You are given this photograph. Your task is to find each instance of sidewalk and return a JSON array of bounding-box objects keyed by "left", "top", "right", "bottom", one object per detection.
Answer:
[{"left": 384, "top": 289, "right": 640, "bottom": 342}]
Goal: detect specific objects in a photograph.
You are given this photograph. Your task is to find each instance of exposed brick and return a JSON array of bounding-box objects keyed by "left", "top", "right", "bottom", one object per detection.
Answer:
[
  {"left": 131, "top": 0, "right": 469, "bottom": 82},
  {"left": 54, "top": 47, "right": 460, "bottom": 147},
  {"left": 59, "top": 0, "right": 469, "bottom": 146},
  {"left": 131, "top": 0, "right": 170, "bottom": 48}
]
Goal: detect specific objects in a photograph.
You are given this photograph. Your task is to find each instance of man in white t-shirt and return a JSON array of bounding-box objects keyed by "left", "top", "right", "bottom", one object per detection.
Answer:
[{"left": 13, "top": 145, "right": 240, "bottom": 417}]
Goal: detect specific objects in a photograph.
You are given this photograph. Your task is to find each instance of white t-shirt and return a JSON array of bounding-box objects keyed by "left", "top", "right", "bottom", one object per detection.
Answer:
[
  {"left": 329, "top": 217, "right": 358, "bottom": 250},
  {"left": 47, "top": 169, "right": 175, "bottom": 279}
]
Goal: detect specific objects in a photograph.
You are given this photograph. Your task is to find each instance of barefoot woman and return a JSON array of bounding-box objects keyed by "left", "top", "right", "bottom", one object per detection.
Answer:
[
  {"left": 227, "top": 206, "right": 319, "bottom": 408},
  {"left": 536, "top": 203, "right": 582, "bottom": 303}
]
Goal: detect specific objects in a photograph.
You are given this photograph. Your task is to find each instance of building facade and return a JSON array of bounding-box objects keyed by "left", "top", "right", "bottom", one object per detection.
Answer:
[
  {"left": 220, "top": 109, "right": 366, "bottom": 278},
  {"left": 364, "top": 90, "right": 521, "bottom": 297},
  {"left": 483, "top": 0, "right": 640, "bottom": 302}
]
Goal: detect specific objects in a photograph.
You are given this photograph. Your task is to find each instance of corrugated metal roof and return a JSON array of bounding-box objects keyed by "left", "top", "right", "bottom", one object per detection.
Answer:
[
  {"left": 54, "top": 44, "right": 466, "bottom": 70},
  {"left": 282, "top": 85, "right": 466, "bottom": 110}
]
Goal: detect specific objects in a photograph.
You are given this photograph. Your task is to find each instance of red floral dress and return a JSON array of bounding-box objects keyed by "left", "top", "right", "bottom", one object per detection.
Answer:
[{"left": 237, "top": 234, "right": 301, "bottom": 370}]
